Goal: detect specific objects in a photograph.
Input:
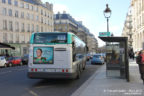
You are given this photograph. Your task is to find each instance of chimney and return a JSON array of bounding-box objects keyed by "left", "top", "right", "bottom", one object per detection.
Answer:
[
  {"left": 46, "top": 2, "right": 49, "bottom": 7},
  {"left": 63, "top": 11, "right": 66, "bottom": 14}
]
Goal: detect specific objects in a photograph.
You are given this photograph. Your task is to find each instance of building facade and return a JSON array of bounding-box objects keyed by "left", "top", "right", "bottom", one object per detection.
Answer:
[
  {"left": 87, "top": 34, "right": 98, "bottom": 54},
  {"left": 129, "top": 0, "right": 144, "bottom": 52},
  {"left": 54, "top": 11, "right": 78, "bottom": 35},
  {"left": 54, "top": 11, "right": 98, "bottom": 53},
  {"left": 0, "top": 0, "right": 53, "bottom": 56},
  {"left": 122, "top": 7, "right": 133, "bottom": 49}
]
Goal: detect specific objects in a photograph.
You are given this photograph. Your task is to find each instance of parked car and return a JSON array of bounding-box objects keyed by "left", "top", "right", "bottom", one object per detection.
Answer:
[
  {"left": 91, "top": 54, "right": 105, "bottom": 65},
  {"left": 6, "top": 56, "right": 23, "bottom": 67},
  {"left": 0, "top": 56, "right": 7, "bottom": 67},
  {"left": 22, "top": 54, "right": 29, "bottom": 65}
]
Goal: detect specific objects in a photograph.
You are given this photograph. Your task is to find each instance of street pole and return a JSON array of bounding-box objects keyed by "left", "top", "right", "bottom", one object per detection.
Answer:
[{"left": 107, "top": 18, "right": 109, "bottom": 33}]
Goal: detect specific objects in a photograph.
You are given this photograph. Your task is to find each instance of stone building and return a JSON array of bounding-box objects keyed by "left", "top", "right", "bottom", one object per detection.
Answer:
[{"left": 0, "top": 0, "right": 53, "bottom": 56}]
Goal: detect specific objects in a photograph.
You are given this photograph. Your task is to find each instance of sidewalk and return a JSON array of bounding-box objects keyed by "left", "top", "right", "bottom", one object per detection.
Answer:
[{"left": 71, "top": 60, "right": 144, "bottom": 96}]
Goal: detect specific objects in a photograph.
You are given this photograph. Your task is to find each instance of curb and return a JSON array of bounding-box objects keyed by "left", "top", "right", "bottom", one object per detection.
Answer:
[{"left": 71, "top": 65, "right": 105, "bottom": 96}]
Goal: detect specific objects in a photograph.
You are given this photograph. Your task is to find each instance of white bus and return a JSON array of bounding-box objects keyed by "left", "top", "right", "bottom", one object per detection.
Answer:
[{"left": 28, "top": 32, "right": 87, "bottom": 79}]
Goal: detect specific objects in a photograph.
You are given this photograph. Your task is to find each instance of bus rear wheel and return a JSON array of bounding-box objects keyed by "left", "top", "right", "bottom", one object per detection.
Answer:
[
  {"left": 83, "top": 61, "right": 86, "bottom": 70},
  {"left": 76, "top": 65, "right": 81, "bottom": 79}
]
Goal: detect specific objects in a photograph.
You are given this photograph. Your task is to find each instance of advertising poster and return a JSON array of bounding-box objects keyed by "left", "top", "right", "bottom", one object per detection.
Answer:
[{"left": 33, "top": 47, "right": 53, "bottom": 64}]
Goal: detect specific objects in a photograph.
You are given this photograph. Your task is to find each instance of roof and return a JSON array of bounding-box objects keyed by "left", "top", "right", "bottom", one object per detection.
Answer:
[
  {"left": 22, "top": 0, "right": 52, "bottom": 9},
  {"left": 99, "top": 37, "right": 128, "bottom": 42},
  {"left": 23, "top": 0, "right": 39, "bottom": 5},
  {"left": 0, "top": 43, "right": 15, "bottom": 49}
]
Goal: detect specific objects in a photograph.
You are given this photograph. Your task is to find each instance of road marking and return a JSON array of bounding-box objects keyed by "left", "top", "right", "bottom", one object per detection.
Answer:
[
  {"left": 25, "top": 88, "right": 39, "bottom": 96},
  {"left": 29, "top": 90, "right": 38, "bottom": 96}
]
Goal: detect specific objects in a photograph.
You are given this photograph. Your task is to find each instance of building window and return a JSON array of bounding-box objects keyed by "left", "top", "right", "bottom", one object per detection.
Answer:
[
  {"left": 31, "top": 14, "right": 34, "bottom": 20},
  {"left": 3, "top": 20, "right": 7, "bottom": 30},
  {"left": 10, "top": 33, "right": 13, "bottom": 43},
  {"left": 27, "top": 24, "right": 30, "bottom": 32},
  {"left": 41, "top": 9, "right": 43, "bottom": 15},
  {"left": 47, "top": 13, "right": 49, "bottom": 17},
  {"left": 36, "top": 16, "right": 39, "bottom": 21},
  {"left": 44, "top": 19, "right": 46, "bottom": 24},
  {"left": 8, "top": 9, "right": 12, "bottom": 16},
  {"left": 32, "top": 24, "right": 34, "bottom": 32},
  {"left": 27, "top": 13, "right": 30, "bottom": 19},
  {"left": 3, "top": 8, "right": 7, "bottom": 16},
  {"left": 36, "top": 25, "right": 39, "bottom": 32},
  {"left": 41, "top": 17, "right": 43, "bottom": 23},
  {"left": 20, "top": 2, "right": 24, "bottom": 8},
  {"left": 16, "top": 34, "right": 19, "bottom": 43},
  {"left": 47, "top": 20, "right": 49, "bottom": 25},
  {"left": 15, "top": 22, "right": 19, "bottom": 31},
  {"left": 26, "top": 4, "right": 29, "bottom": 9},
  {"left": 8, "top": 0, "right": 11, "bottom": 5},
  {"left": 14, "top": 0, "right": 18, "bottom": 6},
  {"left": 9, "top": 21, "right": 13, "bottom": 31},
  {"left": 45, "top": 11, "right": 46, "bottom": 16},
  {"left": 2, "top": 0, "right": 6, "bottom": 3},
  {"left": 21, "top": 23, "right": 25, "bottom": 32},
  {"left": 30, "top": 5, "right": 33, "bottom": 10},
  {"left": 3, "top": 33, "right": 8, "bottom": 43},
  {"left": 35, "top": 7, "right": 38, "bottom": 12},
  {"left": 15, "top": 11, "right": 18, "bottom": 17},
  {"left": 41, "top": 26, "right": 43, "bottom": 32},
  {"left": 21, "top": 12, "right": 24, "bottom": 18}
]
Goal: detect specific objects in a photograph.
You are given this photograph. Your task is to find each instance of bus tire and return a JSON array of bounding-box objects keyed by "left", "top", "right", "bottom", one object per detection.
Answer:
[
  {"left": 76, "top": 65, "right": 81, "bottom": 79},
  {"left": 83, "top": 61, "right": 86, "bottom": 70}
]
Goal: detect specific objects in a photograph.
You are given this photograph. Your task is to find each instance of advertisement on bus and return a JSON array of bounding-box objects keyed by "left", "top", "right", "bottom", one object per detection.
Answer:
[{"left": 33, "top": 47, "right": 53, "bottom": 64}]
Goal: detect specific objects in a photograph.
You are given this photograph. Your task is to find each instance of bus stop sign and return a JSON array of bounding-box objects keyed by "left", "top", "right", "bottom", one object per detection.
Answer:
[{"left": 99, "top": 32, "right": 111, "bottom": 37}]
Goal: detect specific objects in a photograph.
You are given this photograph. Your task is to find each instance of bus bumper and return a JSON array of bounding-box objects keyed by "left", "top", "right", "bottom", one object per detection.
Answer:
[{"left": 27, "top": 72, "right": 77, "bottom": 79}]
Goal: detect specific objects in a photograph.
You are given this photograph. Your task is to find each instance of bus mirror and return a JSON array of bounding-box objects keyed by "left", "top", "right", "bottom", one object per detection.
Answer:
[
  {"left": 86, "top": 46, "right": 89, "bottom": 52},
  {"left": 72, "top": 41, "right": 75, "bottom": 47}
]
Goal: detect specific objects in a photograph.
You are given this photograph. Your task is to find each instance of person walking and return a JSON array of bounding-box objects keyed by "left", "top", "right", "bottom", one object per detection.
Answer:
[{"left": 136, "top": 50, "right": 144, "bottom": 84}]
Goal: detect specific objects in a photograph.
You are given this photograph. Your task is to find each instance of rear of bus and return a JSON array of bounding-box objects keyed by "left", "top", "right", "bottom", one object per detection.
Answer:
[{"left": 28, "top": 32, "right": 77, "bottom": 79}]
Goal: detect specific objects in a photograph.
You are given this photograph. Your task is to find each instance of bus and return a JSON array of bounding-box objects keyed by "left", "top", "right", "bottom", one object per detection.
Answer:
[{"left": 28, "top": 32, "right": 87, "bottom": 79}]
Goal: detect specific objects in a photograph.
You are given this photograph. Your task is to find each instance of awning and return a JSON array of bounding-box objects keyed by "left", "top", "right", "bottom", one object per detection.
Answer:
[
  {"left": 0, "top": 43, "right": 15, "bottom": 49},
  {"left": 99, "top": 37, "right": 128, "bottom": 42}
]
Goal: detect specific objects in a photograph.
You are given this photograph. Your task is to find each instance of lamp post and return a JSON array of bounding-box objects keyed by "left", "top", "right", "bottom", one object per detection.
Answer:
[{"left": 103, "top": 4, "right": 111, "bottom": 35}]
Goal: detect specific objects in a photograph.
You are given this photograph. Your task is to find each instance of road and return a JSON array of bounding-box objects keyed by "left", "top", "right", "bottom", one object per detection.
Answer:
[{"left": 0, "top": 60, "right": 102, "bottom": 96}]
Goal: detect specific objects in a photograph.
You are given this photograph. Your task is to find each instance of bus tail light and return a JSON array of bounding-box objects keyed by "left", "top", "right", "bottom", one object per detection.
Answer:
[
  {"left": 35, "top": 69, "right": 37, "bottom": 72},
  {"left": 62, "top": 69, "right": 64, "bottom": 72},
  {"left": 31, "top": 68, "right": 34, "bottom": 71},
  {"left": 66, "top": 69, "right": 68, "bottom": 72}
]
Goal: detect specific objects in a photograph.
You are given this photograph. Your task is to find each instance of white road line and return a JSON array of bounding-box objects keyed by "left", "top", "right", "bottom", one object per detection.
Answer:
[{"left": 25, "top": 88, "right": 39, "bottom": 96}]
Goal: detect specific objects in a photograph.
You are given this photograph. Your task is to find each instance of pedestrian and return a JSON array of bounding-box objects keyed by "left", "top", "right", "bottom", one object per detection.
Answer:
[
  {"left": 136, "top": 50, "right": 144, "bottom": 84},
  {"left": 132, "top": 52, "right": 135, "bottom": 60}
]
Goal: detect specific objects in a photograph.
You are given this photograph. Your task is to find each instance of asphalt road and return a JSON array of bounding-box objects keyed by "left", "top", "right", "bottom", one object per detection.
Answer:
[{"left": 0, "top": 60, "right": 102, "bottom": 96}]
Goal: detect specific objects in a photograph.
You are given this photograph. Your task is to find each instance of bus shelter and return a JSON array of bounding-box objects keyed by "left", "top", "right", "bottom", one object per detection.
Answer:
[{"left": 99, "top": 37, "right": 129, "bottom": 82}]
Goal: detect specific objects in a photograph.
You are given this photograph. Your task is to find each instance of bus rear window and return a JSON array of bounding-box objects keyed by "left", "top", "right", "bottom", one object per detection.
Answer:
[{"left": 34, "top": 33, "right": 67, "bottom": 44}]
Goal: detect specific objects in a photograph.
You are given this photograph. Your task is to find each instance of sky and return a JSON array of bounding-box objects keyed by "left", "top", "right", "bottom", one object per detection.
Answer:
[{"left": 41, "top": 0, "right": 131, "bottom": 47}]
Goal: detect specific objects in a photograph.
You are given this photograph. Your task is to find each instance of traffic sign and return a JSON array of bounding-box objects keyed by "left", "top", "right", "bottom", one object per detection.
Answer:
[{"left": 99, "top": 32, "right": 111, "bottom": 37}]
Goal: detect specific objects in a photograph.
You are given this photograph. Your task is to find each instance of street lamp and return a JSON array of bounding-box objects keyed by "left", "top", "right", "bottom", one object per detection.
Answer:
[{"left": 103, "top": 4, "right": 111, "bottom": 34}]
